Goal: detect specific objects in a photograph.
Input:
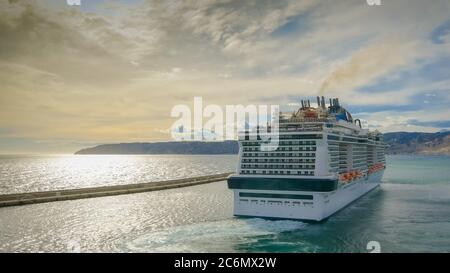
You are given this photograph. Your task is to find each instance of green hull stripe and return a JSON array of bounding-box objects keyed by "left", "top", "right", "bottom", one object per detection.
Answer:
[{"left": 227, "top": 177, "right": 338, "bottom": 192}]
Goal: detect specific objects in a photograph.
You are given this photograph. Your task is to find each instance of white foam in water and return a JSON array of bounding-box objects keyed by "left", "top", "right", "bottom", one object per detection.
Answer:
[{"left": 124, "top": 218, "right": 307, "bottom": 252}]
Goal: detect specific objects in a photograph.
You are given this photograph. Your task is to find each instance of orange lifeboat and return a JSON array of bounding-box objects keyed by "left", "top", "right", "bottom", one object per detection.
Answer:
[
  {"left": 350, "top": 172, "right": 356, "bottom": 180},
  {"left": 340, "top": 173, "right": 350, "bottom": 183},
  {"left": 304, "top": 109, "right": 318, "bottom": 118},
  {"left": 368, "top": 163, "right": 384, "bottom": 174}
]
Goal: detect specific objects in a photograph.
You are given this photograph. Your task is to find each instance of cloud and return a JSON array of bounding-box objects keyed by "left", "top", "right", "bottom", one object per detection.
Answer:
[
  {"left": 431, "top": 19, "right": 450, "bottom": 44},
  {"left": 408, "top": 119, "right": 450, "bottom": 129},
  {"left": 1, "top": 0, "right": 450, "bottom": 152}
]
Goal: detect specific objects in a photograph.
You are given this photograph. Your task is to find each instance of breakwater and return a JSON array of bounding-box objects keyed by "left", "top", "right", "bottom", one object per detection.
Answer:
[{"left": 0, "top": 172, "right": 233, "bottom": 207}]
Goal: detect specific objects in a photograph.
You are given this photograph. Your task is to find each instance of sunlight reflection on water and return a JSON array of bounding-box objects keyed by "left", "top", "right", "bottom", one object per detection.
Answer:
[{"left": 0, "top": 154, "right": 237, "bottom": 194}]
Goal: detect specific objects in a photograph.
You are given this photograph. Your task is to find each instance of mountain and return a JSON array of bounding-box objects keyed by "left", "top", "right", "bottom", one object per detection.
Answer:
[
  {"left": 74, "top": 132, "right": 450, "bottom": 155},
  {"left": 383, "top": 131, "right": 450, "bottom": 155},
  {"left": 74, "top": 141, "right": 239, "bottom": 155}
]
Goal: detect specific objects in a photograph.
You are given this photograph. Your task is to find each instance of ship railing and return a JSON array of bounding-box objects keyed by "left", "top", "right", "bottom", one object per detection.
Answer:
[{"left": 281, "top": 118, "right": 333, "bottom": 123}]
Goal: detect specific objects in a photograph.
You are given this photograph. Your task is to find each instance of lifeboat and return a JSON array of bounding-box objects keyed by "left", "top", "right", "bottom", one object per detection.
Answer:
[
  {"left": 303, "top": 109, "right": 318, "bottom": 118},
  {"left": 340, "top": 173, "right": 350, "bottom": 183},
  {"left": 348, "top": 172, "right": 355, "bottom": 180},
  {"left": 340, "top": 169, "right": 367, "bottom": 183},
  {"left": 368, "top": 163, "right": 384, "bottom": 174}
]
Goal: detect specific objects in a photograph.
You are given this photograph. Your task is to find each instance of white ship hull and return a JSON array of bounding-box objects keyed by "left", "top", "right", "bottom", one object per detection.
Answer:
[
  {"left": 228, "top": 97, "right": 387, "bottom": 222},
  {"left": 231, "top": 170, "right": 384, "bottom": 222}
]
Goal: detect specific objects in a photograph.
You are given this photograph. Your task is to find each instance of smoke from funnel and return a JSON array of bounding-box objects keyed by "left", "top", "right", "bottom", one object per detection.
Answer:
[{"left": 318, "top": 41, "right": 408, "bottom": 95}]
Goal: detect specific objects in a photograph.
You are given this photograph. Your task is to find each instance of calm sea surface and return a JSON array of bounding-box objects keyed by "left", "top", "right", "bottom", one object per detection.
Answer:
[{"left": 0, "top": 154, "right": 449, "bottom": 252}]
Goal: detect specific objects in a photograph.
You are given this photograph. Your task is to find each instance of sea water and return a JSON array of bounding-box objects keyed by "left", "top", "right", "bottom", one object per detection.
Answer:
[{"left": 0, "top": 154, "right": 449, "bottom": 252}]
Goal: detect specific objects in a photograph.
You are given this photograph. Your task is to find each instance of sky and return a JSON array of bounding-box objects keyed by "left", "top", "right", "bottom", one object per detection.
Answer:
[{"left": 0, "top": 0, "right": 450, "bottom": 153}]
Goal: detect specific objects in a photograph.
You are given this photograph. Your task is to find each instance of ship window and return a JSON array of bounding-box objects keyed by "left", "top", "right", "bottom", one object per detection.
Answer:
[{"left": 268, "top": 201, "right": 282, "bottom": 205}]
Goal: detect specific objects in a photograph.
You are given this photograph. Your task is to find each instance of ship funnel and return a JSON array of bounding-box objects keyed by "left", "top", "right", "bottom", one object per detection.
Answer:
[
  {"left": 333, "top": 98, "right": 339, "bottom": 108},
  {"left": 321, "top": 96, "right": 326, "bottom": 109},
  {"left": 316, "top": 96, "right": 320, "bottom": 108},
  {"left": 335, "top": 98, "right": 340, "bottom": 107},
  {"left": 329, "top": 98, "right": 332, "bottom": 107}
]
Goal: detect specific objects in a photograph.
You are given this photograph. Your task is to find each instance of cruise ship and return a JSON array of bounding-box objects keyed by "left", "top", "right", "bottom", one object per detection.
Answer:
[{"left": 227, "top": 97, "right": 387, "bottom": 221}]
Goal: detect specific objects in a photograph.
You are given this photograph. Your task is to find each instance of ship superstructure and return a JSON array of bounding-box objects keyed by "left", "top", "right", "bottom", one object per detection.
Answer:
[{"left": 227, "top": 97, "right": 387, "bottom": 221}]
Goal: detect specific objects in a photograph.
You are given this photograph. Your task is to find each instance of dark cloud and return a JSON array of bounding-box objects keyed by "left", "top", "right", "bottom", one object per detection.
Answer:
[
  {"left": 431, "top": 19, "right": 450, "bottom": 44},
  {"left": 0, "top": 0, "right": 137, "bottom": 86}
]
